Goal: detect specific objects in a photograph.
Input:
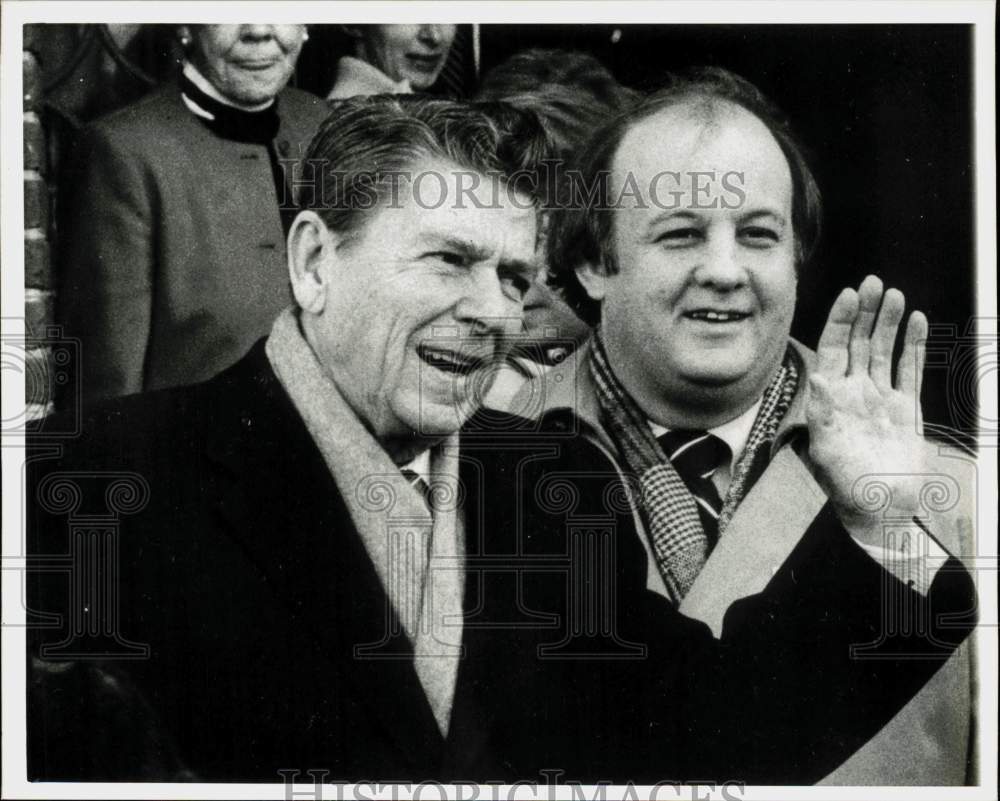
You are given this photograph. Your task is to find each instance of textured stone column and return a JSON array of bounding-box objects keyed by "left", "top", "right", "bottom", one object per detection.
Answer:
[{"left": 23, "top": 27, "right": 54, "bottom": 421}]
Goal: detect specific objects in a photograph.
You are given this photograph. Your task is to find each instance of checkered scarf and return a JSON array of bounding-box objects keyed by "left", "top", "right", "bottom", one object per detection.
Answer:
[{"left": 589, "top": 329, "right": 799, "bottom": 603}]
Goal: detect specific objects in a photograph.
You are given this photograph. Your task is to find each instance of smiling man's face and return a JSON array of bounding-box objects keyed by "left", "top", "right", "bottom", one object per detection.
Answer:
[
  {"left": 577, "top": 100, "right": 798, "bottom": 426},
  {"left": 301, "top": 157, "right": 537, "bottom": 442}
]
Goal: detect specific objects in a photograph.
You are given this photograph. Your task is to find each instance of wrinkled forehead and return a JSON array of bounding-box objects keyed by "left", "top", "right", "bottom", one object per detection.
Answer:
[
  {"left": 611, "top": 100, "right": 794, "bottom": 210},
  {"left": 360, "top": 158, "right": 539, "bottom": 260}
]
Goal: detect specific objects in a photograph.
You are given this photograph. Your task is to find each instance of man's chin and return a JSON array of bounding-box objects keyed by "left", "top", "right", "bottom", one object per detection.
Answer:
[
  {"left": 676, "top": 361, "right": 752, "bottom": 388},
  {"left": 407, "top": 400, "right": 477, "bottom": 438},
  {"left": 671, "top": 360, "right": 784, "bottom": 416}
]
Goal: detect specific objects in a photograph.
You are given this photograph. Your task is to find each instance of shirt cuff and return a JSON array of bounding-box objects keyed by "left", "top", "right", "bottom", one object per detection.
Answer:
[{"left": 851, "top": 521, "right": 950, "bottom": 596}]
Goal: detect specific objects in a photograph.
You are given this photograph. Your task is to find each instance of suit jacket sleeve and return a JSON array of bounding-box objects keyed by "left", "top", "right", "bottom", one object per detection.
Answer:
[
  {"left": 59, "top": 123, "right": 156, "bottom": 401},
  {"left": 687, "top": 508, "right": 973, "bottom": 783},
  {"left": 582, "top": 518, "right": 972, "bottom": 785},
  {"left": 473, "top": 430, "right": 978, "bottom": 785}
]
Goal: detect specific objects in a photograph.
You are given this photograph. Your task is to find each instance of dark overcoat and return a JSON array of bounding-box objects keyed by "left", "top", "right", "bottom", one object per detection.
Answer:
[
  {"left": 57, "top": 83, "right": 329, "bottom": 400},
  {"left": 26, "top": 342, "right": 975, "bottom": 783}
]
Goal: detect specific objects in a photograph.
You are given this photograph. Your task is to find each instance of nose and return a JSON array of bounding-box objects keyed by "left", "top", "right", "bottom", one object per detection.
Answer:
[
  {"left": 454, "top": 267, "right": 522, "bottom": 338},
  {"left": 694, "top": 229, "right": 746, "bottom": 290},
  {"left": 521, "top": 279, "right": 546, "bottom": 310},
  {"left": 239, "top": 25, "right": 275, "bottom": 42},
  {"left": 417, "top": 25, "right": 445, "bottom": 47}
]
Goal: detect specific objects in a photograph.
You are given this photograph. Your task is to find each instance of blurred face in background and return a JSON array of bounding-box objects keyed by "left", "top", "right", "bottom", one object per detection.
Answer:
[
  {"left": 182, "top": 24, "right": 306, "bottom": 106},
  {"left": 521, "top": 269, "right": 591, "bottom": 350},
  {"left": 356, "top": 25, "right": 457, "bottom": 90},
  {"left": 520, "top": 221, "right": 591, "bottom": 353}
]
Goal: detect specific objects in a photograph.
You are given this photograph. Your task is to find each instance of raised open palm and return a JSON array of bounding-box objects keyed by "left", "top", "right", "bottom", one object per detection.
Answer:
[{"left": 806, "top": 275, "right": 929, "bottom": 546}]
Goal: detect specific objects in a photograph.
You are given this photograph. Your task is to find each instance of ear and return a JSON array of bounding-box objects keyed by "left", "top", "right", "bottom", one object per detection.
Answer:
[
  {"left": 574, "top": 260, "right": 609, "bottom": 302},
  {"left": 288, "top": 211, "right": 337, "bottom": 315},
  {"left": 177, "top": 25, "right": 193, "bottom": 47}
]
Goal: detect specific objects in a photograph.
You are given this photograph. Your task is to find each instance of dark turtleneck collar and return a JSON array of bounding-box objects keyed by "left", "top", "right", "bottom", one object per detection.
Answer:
[{"left": 179, "top": 71, "right": 280, "bottom": 146}]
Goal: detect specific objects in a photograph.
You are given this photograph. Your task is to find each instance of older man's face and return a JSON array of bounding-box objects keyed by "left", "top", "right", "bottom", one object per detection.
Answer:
[
  {"left": 581, "top": 101, "right": 798, "bottom": 424},
  {"left": 308, "top": 158, "right": 537, "bottom": 439}
]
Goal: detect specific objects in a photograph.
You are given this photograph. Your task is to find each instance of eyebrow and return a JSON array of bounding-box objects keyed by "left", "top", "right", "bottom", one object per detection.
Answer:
[
  {"left": 421, "top": 234, "right": 493, "bottom": 262},
  {"left": 643, "top": 208, "right": 789, "bottom": 234},
  {"left": 421, "top": 233, "right": 536, "bottom": 277},
  {"left": 644, "top": 210, "right": 700, "bottom": 235},
  {"left": 739, "top": 209, "right": 789, "bottom": 226}
]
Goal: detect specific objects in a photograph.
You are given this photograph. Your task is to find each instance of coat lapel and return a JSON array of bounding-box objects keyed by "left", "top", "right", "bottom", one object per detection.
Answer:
[
  {"left": 680, "top": 446, "right": 827, "bottom": 636},
  {"left": 438, "top": 446, "right": 500, "bottom": 775},
  {"left": 203, "top": 346, "right": 445, "bottom": 770}
]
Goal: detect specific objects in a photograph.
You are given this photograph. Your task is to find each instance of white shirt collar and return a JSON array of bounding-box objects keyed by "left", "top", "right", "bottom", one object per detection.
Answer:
[
  {"left": 648, "top": 397, "right": 763, "bottom": 473},
  {"left": 400, "top": 449, "right": 432, "bottom": 486},
  {"left": 181, "top": 61, "right": 276, "bottom": 114},
  {"left": 328, "top": 56, "right": 411, "bottom": 100}
]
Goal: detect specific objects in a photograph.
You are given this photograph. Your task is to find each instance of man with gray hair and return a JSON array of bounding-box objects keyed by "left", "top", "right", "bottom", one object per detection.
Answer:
[
  {"left": 27, "top": 89, "right": 975, "bottom": 786},
  {"left": 28, "top": 95, "right": 547, "bottom": 781}
]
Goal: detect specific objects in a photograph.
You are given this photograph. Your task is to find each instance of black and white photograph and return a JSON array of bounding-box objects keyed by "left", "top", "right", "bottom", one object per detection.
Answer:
[{"left": 1, "top": 2, "right": 996, "bottom": 800}]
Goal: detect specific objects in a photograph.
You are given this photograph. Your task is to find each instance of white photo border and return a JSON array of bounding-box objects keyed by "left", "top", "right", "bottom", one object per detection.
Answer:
[{"left": 2, "top": 2, "right": 996, "bottom": 800}]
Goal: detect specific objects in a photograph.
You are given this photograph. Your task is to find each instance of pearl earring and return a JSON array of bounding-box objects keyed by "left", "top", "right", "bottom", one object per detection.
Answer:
[{"left": 302, "top": 30, "right": 309, "bottom": 42}]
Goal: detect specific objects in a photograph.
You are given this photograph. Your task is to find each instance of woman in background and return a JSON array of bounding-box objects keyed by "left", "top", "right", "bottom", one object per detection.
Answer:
[
  {"left": 59, "top": 24, "right": 328, "bottom": 401},
  {"left": 327, "top": 24, "right": 457, "bottom": 99},
  {"left": 475, "top": 49, "right": 639, "bottom": 411}
]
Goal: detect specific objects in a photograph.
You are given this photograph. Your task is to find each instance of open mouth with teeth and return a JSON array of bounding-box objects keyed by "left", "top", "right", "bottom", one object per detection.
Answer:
[
  {"left": 683, "top": 310, "right": 751, "bottom": 323},
  {"left": 417, "top": 344, "right": 489, "bottom": 375}
]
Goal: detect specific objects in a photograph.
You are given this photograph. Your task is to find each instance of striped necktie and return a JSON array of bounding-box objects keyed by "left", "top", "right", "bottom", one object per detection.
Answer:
[{"left": 656, "top": 430, "right": 731, "bottom": 548}]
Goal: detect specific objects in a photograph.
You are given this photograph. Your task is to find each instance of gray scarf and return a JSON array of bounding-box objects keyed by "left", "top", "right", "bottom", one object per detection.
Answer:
[{"left": 266, "top": 308, "right": 464, "bottom": 735}]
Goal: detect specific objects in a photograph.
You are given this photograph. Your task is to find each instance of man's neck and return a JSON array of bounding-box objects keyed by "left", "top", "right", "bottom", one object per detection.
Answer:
[
  {"left": 380, "top": 432, "right": 445, "bottom": 468},
  {"left": 600, "top": 328, "right": 780, "bottom": 430},
  {"left": 641, "top": 392, "right": 762, "bottom": 431}
]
